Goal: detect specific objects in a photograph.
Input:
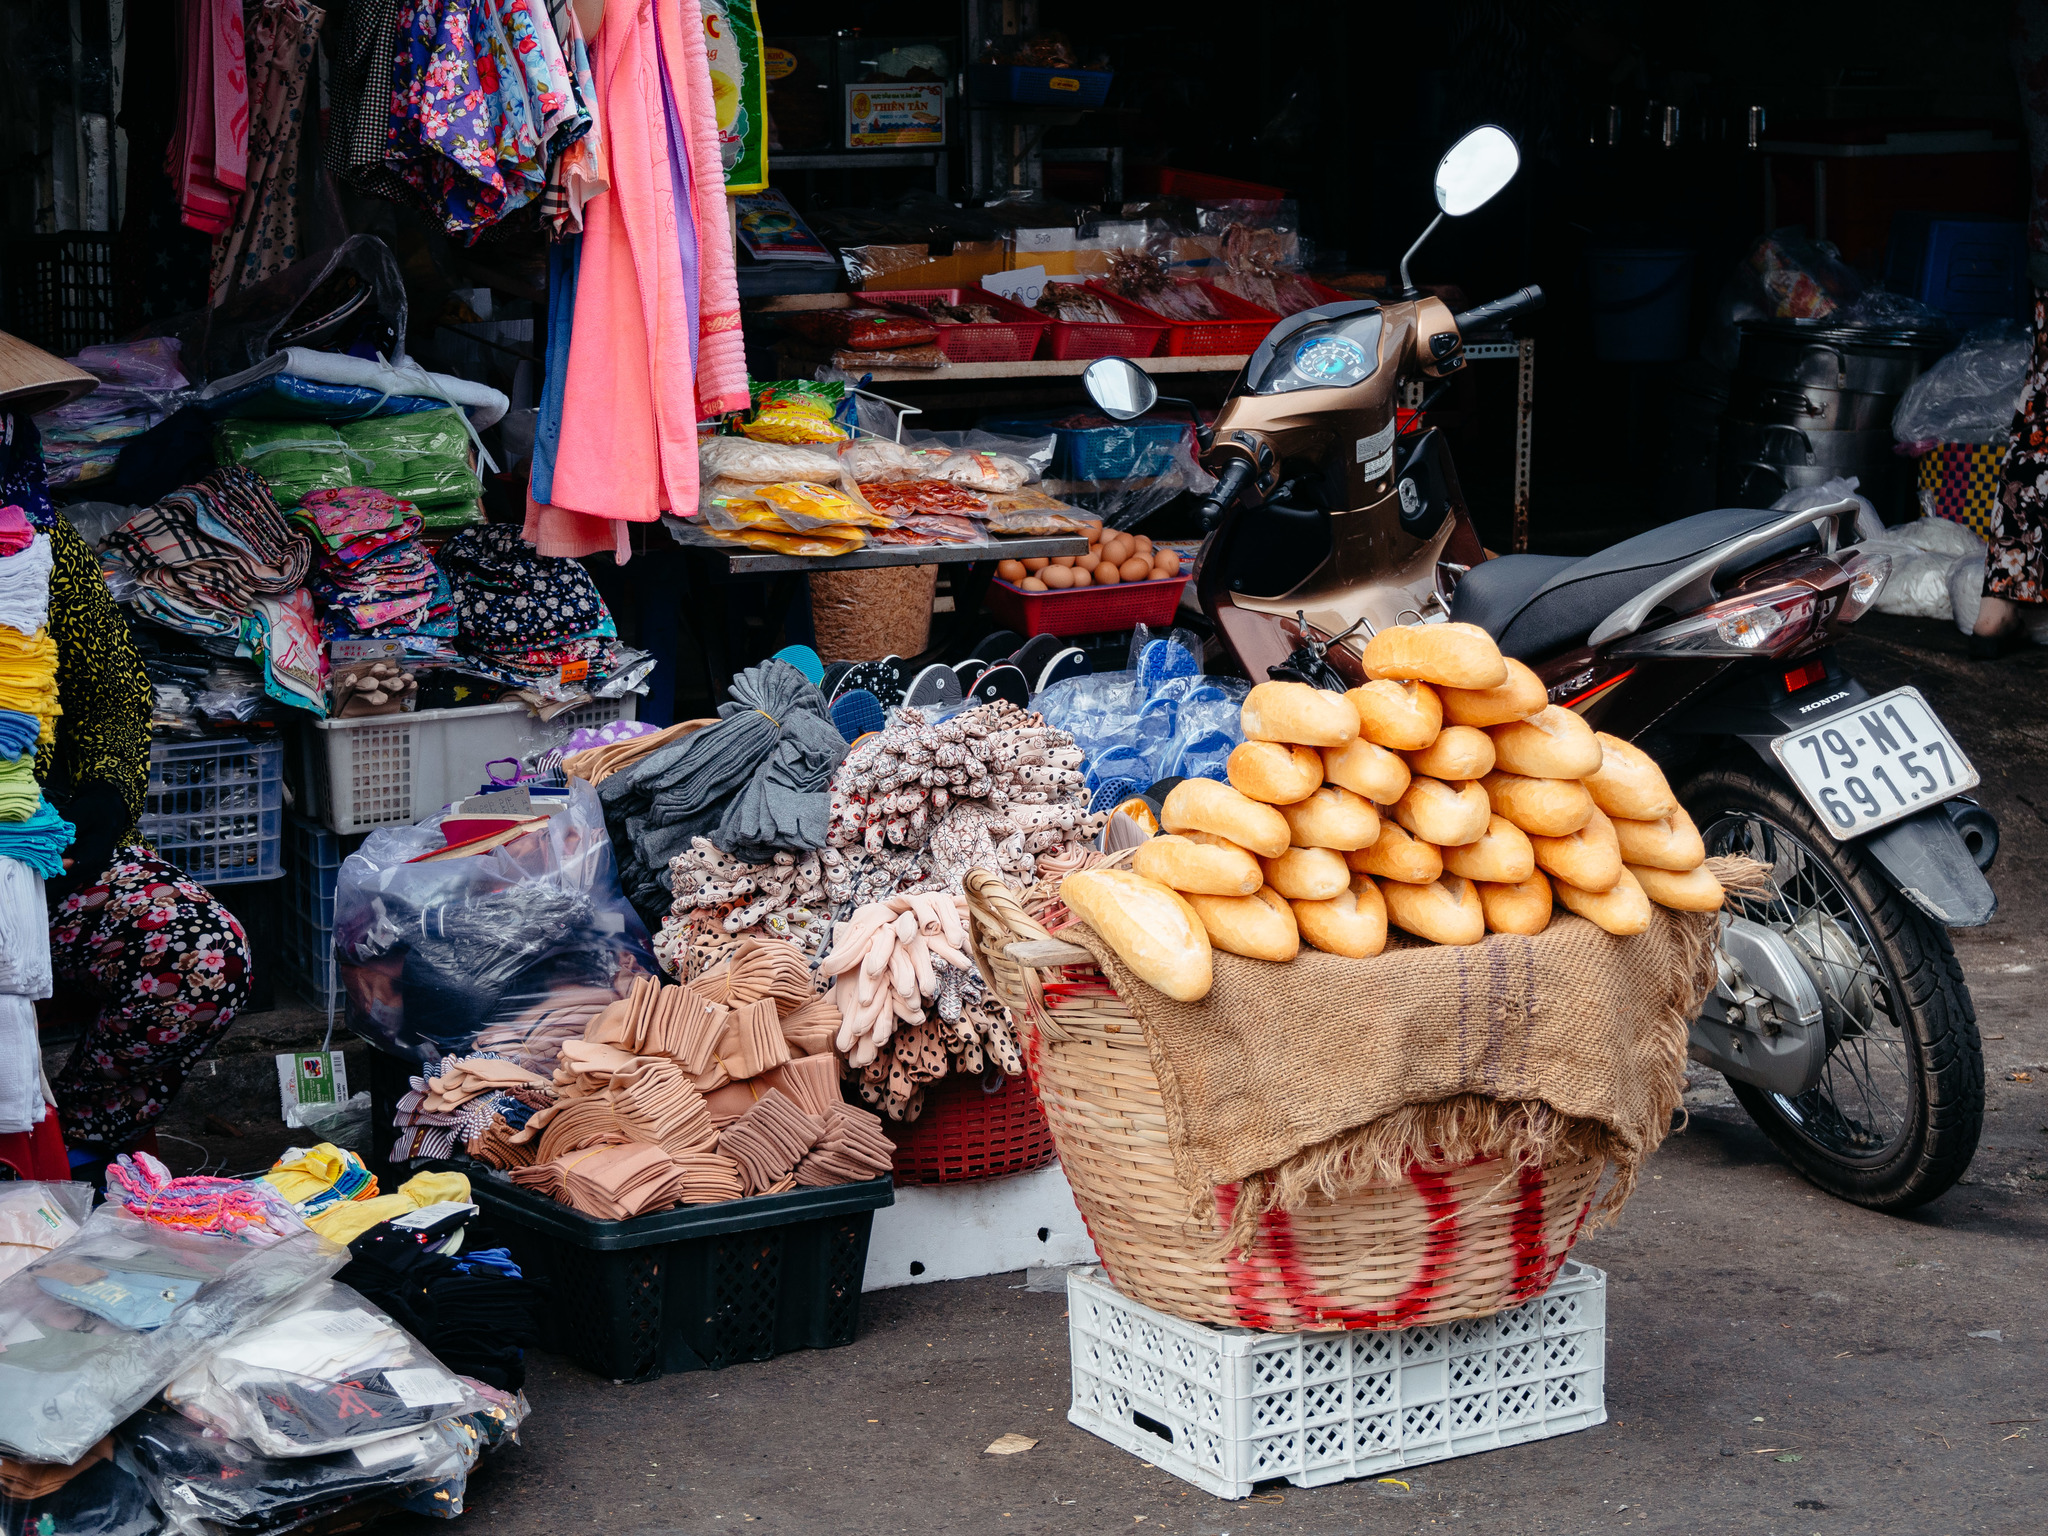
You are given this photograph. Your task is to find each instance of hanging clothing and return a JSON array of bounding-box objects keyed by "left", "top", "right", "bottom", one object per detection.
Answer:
[
  {"left": 211, "top": 0, "right": 325, "bottom": 304},
  {"left": 523, "top": 0, "right": 746, "bottom": 560},
  {"left": 171, "top": 0, "right": 251, "bottom": 234},
  {"left": 529, "top": 234, "right": 580, "bottom": 505},
  {"left": 324, "top": 0, "right": 419, "bottom": 208},
  {"left": 540, "top": 0, "right": 608, "bottom": 234}
]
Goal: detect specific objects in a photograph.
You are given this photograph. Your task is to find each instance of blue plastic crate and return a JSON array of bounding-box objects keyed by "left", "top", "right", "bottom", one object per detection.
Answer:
[
  {"left": 968, "top": 64, "right": 1113, "bottom": 108},
  {"left": 143, "top": 736, "right": 284, "bottom": 884},
  {"left": 280, "top": 813, "right": 362, "bottom": 1011},
  {"left": 984, "top": 410, "right": 1191, "bottom": 481},
  {"left": 1885, "top": 214, "right": 2029, "bottom": 324}
]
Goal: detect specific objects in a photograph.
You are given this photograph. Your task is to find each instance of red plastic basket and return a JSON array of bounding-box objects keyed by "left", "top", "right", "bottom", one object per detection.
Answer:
[
  {"left": 887, "top": 1069, "right": 1059, "bottom": 1184},
  {"left": 867, "top": 286, "right": 1050, "bottom": 363},
  {"left": 1037, "top": 291, "right": 1169, "bottom": 360},
  {"left": 1136, "top": 166, "right": 1288, "bottom": 204},
  {"left": 1090, "top": 280, "right": 1278, "bottom": 357},
  {"left": 983, "top": 573, "right": 1192, "bottom": 638}
]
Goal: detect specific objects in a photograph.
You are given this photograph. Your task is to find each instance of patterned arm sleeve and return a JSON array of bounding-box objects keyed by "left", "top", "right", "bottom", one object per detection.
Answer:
[{"left": 40, "top": 517, "right": 153, "bottom": 832}]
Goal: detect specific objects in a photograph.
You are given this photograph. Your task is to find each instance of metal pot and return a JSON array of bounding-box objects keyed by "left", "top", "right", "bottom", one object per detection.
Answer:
[
  {"left": 1718, "top": 420, "right": 1915, "bottom": 522},
  {"left": 1726, "top": 377, "right": 1899, "bottom": 433},
  {"left": 1735, "top": 320, "right": 1951, "bottom": 396},
  {"left": 1719, "top": 419, "right": 1904, "bottom": 469}
]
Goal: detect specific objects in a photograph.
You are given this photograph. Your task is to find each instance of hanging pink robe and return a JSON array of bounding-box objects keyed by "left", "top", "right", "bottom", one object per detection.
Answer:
[{"left": 525, "top": 0, "right": 746, "bottom": 561}]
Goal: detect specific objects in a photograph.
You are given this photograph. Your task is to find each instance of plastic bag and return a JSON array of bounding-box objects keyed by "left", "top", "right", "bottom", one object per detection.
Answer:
[
  {"left": 1036, "top": 630, "right": 1248, "bottom": 794},
  {"left": 902, "top": 429, "right": 1056, "bottom": 484},
  {"left": 0, "top": 1182, "right": 93, "bottom": 1284},
  {"left": 1854, "top": 517, "right": 1988, "bottom": 620},
  {"left": 341, "top": 408, "right": 481, "bottom": 512},
  {"left": 1708, "top": 229, "right": 1864, "bottom": 369},
  {"left": 163, "top": 1280, "right": 489, "bottom": 1459},
  {"left": 125, "top": 1405, "right": 468, "bottom": 1536},
  {"left": 168, "top": 234, "right": 410, "bottom": 385},
  {"left": 1893, "top": 321, "right": 2029, "bottom": 448},
  {"left": 214, "top": 419, "right": 359, "bottom": 508},
  {"left": 335, "top": 777, "right": 658, "bottom": 1063},
  {"left": 0, "top": 1444, "right": 157, "bottom": 1536},
  {"left": 1771, "top": 476, "right": 1886, "bottom": 545},
  {"left": 742, "top": 380, "right": 849, "bottom": 444},
  {"left": 0, "top": 1206, "right": 346, "bottom": 1465},
  {"left": 977, "top": 411, "right": 1214, "bottom": 529}
]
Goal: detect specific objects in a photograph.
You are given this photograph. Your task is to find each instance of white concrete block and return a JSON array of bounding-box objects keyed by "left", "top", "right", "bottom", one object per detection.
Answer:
[{"left": 863, "top": 1161, "right": 1099, "bottom": 1290}]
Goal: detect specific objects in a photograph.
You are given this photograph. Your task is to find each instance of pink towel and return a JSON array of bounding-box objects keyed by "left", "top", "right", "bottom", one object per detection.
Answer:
[{"left": 666, "top": 0, "right": 746, "bottom": 416}]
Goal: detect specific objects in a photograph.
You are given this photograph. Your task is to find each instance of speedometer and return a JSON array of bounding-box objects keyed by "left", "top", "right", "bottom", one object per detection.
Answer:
[{"left": 1290, "top": 333, "right": 1372, "bottom": 387}]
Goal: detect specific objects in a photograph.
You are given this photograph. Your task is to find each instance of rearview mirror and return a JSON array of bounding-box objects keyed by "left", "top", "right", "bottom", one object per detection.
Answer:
[
  {"left": 1081, "top": 356, "right": 1158, "bottom": 421},
  {"left": 1435, "top": 125, "right": 1519, "bottom": 217}
]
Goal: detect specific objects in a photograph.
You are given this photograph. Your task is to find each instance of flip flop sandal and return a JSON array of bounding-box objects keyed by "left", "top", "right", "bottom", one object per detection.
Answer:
[
  {"left": 870, "top": 655, "right": 912, "bottom": 706},
  {"left": 967, "top": 663, "right": 1030, "bottom": 709},
  {"left": 819, "top": 660, "right": 854, "bottom": 698},
  {"left": 953, "top": 657, "right": 989, "bottom": 692},
  {"left": 1033, "top": 646, "right": 1091, "bottom": 695},
  {"left": 830, "top": 689, "right": 886, "bottom": 742},
  {"left": 967, "top": 630, "right": 1024, "bottom": 664},
  {"left": 903, "top": 662, "right": 964, "bottom": 711},
  {"left": 771, "top": 644, "right": 824, "bottom": 686},
  {"left": 1088, "top": 776, "right": 1146, "bottom": 816},
  {"left": 1009, "top": 633, "right": 1063, "bottom": 681},
  {"left": 1136, "top": 637, "right": 1201, "bottom": 691},
  {"left": 834, "top": 659, "right": 901, "bottom": 706}
]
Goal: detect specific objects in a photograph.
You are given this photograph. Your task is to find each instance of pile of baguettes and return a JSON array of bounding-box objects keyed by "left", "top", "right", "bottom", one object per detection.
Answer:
[{"left": 1060, "top": 622, "right": 1723, "bottom": 1003}]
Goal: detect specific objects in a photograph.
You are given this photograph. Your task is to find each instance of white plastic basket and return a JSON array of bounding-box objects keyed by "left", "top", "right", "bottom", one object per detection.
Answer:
[
  {"left": 1066, "top": 1260, "right": 1607, "bottom": 1499},
  {"left": 300, "top": 695, "right": 636, "bottom": 835}
]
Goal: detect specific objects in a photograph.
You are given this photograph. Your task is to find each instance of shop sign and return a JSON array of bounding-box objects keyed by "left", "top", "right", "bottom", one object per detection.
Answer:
[{"left": 845, "top": 83, "right": 946, "bottom": 148}]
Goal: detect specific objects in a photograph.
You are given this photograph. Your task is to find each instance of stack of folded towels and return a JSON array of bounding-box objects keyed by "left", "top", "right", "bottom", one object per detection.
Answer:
[
  {"left": 295, "top": 487, "right": 455, "bottom": 641},
  {"left": 461, "top": 936, "right": 895, "bottom": 1218}
]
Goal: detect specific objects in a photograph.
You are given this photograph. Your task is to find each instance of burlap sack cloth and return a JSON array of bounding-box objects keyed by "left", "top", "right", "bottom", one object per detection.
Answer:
[{"left": 1063, "top": 855, "right": 1768, "bottom": 1249}]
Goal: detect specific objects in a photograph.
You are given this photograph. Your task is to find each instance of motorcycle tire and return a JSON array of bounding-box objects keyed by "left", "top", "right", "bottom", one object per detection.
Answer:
[{"left": 1680, "top": 761, "right": 1983, "bottom": 1211}]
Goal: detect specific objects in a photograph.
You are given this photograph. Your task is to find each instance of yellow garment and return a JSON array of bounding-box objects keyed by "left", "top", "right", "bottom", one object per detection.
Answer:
[
  {"left": 0, "top": 627, "right": 59, "bottom": 728},
  {"left": 305, "top": 1169, "right": 472, "bottom": 1244},
  {"left": 260, "top": 1143, "right": 378, "bottom": 1207}
]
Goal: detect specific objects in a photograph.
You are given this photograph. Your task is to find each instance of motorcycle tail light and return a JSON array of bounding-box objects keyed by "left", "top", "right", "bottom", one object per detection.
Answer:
[
  {"left": 1835, "top": 549, "right": 1890, "bottom": 624},
  {"left": 1614, "top": 583, "right": 1821, "bottom": 659}
]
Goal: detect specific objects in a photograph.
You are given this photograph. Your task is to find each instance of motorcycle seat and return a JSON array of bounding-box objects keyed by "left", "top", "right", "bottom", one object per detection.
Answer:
[{"left": 1449, "top": 506, "right": 1820, "bottom": 659}]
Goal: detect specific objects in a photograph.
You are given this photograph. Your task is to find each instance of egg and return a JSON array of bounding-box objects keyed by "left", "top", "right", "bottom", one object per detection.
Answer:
[
  {"left": 1094, "top": 563, "right": 1121, "bottom": 585},
  {"left": 997, "top": 559, "right": 1026, "bottom": 582},
  {"left": 1076, "top": 551, "right": 1102, "bottom": 571},
  {"left": 1021, "top": 576, "right": 1048, "bottom": 591},
  {"left": 1134, "top": 535, "right": 1154, "bottom": 555},
  {"left": 1024, "top": 557, "right": 1050, "bottom": 572},
  {"left": 1154, "top": 551, "right": 1181, "bottom": 577},
  {"left": 1071, "top": 566, "right": 1092, "bottom": 586},
  {"left": 1087, "top": 524, "right": 1104, "bottom": 545},
  {"left": 1042, "top": 564, "right": 1074, "bottom": 588},
  {"left": 1103, "top": 534, "right": 1134, "bottom": 565},
  {"left": 1119, "top": 555, "right": 1152, "bottom": 582},
  {"left": 1051, "top": 555, "right": 1075, "bottom": 568}
]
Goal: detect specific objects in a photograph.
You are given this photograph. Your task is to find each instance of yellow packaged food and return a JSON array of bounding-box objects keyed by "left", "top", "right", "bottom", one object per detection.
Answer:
[
  {"left": 701, "top": 525, "right": 869, "bottom": 558},
  {"left": 740, "top": 380, "right": 849, "bottom": 444}
]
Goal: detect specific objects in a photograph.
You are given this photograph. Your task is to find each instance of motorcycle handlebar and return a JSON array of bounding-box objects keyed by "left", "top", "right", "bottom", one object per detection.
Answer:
[
  {"left": 1196, "top": 458, "right": 1255, "bottom": 533},
  {"left": 1452, "top": 284, "right": 1545, "bottom": 336}
]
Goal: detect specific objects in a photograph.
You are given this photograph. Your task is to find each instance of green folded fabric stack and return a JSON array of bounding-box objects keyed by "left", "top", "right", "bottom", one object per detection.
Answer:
[
  {"left": 214, "top": 420, "right": 356, "bottom": 508},
  {"left": 216, "top": 408, "right": 483, "bottom": 526}
]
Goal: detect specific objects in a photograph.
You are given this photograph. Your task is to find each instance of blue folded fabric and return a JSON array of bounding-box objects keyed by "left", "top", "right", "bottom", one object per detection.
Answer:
[
  {"left": 0, "top": 798, "right": 76, "bottom": 878},
  {"left": 0, "top": 709, "right": 38, "bottom": 760},
  {"left": 199, "top": 375, "right": 451, "bottom": 422}
]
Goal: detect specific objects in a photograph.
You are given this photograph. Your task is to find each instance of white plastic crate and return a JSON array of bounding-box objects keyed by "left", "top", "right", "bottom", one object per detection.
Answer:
[
  {"left": 299, "top": 695, "right": 636, "bottom": 834},
  {"left": 143, "top": 736, "right": 284, "bottom": 884},
  {"left": 1066, "top": 1260, "right": 1607, "bottom": 1499}
]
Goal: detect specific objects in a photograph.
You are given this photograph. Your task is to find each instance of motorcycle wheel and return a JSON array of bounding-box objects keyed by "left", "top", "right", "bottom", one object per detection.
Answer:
[{"left": 1680, "top": 762, "right": 1983, "bottom": 1211}]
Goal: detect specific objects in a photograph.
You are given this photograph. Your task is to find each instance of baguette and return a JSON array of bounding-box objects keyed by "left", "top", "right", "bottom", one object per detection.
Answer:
[
  {"left": 1132, "top": 833, "right": 1263, "bottom": 896},
  {"left": 1381, "top": 874, "right": 1487, "bottom": 945},
  {"left": 1347, "top": 821, "right": 1444, "bottom": 884},
  {"left": 1440, "top": 814, "right": 1537, "bottom": 884},
  {"left": 1241, "top": 681, "right": 1358, "bottom": 747},
  {"left": 1477, "top": 870, "right": 1553, "bottom": 935},
  {"left": 1482, "top": 769, "right": 1596, "bottom": 838},
  {"left": 1489, "top": 705, "right": 1604, "bottom": 779},
  {"left": 1161, "top": 778, "right": 1291, "bottom": 859},
  {"left": 1611, "top": 805, "right": 1706, "bottom": 871},
  {"left": 1583, "top": 732, "right": 1679, "bottom": 821},
  {"left": 1392, "top": 776, "right": 1491, "bottom": 848},
  {"left": 1227, "top": 740, "right": 1324, "bottom": 804},
  {"left": 1184, "top": 886, "right": 1300, "bottom": 962},
  {"left": 1346, "top": 679, "right": 1443, "bottom": 751},
  {"left": 1277, "top": 785, "right": 1381, "bottom": 851},
  {"left": 1530, "top": 804, "right": 1624, "bottom": 893},
  {"left": 1440, "top": 657, "right": 1547, "bottom": 727},
  {"left": 1403, "top": 724, "right": 1496, "bottom": 781},
  {"left": 1361, "top": 621, "right": 1508, "bottom": 690},
  {"left": 1322, "top": 735, "right": 1412, "bottom": 804},
  {"left": 1630, "top": 861, "right": 1725, "bottom": 912},
  {"left": 1259, "top": 844, "right": 1352, "bottom": 901},
  {"left": 1059, "top": 869, "right": 1214, "bottom": 1001},
  {"left": 1293, "top": 874, "right": 1389, "bottom": 958},
  {"left": 1553, "top": 866, "right": 1653, "bottom": 936}
]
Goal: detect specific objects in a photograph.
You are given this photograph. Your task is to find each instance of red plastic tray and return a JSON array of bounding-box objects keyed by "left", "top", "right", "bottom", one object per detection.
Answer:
[
  {"left": 886, "top": 1070, "right": 1058, "bottom": 1185},
  {"left": 983, "top": 572, "right": 1192, "bottom": 638},
  {"left": 1038, "top": 297, "right": 1169, "bottom": 361},
  {"left": 867, "top": 286, "right": 1050, "bottom": 363},
  {"left": 1089, "top": 280, "right": 1279, "bottom": 357}
]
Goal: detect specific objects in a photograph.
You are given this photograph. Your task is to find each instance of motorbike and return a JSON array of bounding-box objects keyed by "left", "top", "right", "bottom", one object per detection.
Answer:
[{"left": 1079, "top": 125, "right": 1997, "bottom": 1212}]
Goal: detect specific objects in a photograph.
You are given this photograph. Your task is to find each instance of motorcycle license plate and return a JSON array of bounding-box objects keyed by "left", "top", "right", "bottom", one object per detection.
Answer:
[{"left": 1769, "top": 686, "right": 1978, "bottom": 839}]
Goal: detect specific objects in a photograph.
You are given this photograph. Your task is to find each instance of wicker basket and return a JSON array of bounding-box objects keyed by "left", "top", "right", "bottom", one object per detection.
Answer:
[
  {"left": 963, "top": 870, "right": 1607, "bottom": 1333},
  {"left": 887, "top": 1069, "right": 1059, "bottom": 1185}
]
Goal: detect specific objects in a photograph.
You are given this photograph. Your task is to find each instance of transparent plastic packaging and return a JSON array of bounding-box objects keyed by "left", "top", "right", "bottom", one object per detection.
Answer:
[
  {"left": 0, "top": 1444, "right": 157, "bottom": 1536},
  {"left": 1035, "top": 628, "right": 1249, "bottom": 793},
  {"left": 163, "top": 1281, "right": 488, "bottom": 1459},
  {"left": 1893, "top": 320, "right": 2029, "bottom": 448},
  {"left": 1771, "top": 476, "right": 1885, "bottom": 545},
  {"left": 0, "top": 1182, "right": 93, "bottom": 1283},
  {"left": 0, "top": 1207, "right": 347, "bottom": 1465},
  {"left": 334, "top": 777, "right": 657, "bottom": 1062}
]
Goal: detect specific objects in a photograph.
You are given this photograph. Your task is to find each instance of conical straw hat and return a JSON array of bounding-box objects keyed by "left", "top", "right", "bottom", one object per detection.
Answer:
[{"left": 0, "top": 330, "right": 98, "bottom": 415}]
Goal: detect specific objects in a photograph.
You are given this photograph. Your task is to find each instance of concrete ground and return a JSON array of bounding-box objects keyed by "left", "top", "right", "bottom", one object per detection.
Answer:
[{"left": 142, "top": 614, "right": 2047, "bottom": 1535}]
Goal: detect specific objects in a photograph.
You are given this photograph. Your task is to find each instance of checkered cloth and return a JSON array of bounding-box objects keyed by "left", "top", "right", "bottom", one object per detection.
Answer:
[{"left": 1918, "top": 443, "right": 2007, "bottom": 539}]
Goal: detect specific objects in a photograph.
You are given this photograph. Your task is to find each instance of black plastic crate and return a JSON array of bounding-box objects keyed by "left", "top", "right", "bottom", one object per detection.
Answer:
[{"left": 470, "top": 1171, "right": 893, "bottom": 1382}]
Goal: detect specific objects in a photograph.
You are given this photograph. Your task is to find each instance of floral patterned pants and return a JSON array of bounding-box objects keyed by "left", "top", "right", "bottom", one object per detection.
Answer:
[
  {"left": 47, "top": 846, "right": 251, "bottom": 1152},
  {"left": 1989, "top": 288, "right": 2048, "bottom": 605}
]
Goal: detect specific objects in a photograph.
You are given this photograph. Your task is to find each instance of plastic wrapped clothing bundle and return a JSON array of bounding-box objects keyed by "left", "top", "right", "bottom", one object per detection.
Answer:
[
  {"left": 163, "top": 1280, "right": 488, "bottom": 1459},
  {"left": 0, "top": 1206, "right": 347, "bottom": 1465},
  {"left": 213, "top": 419, "right": 358, "bottom": 508},
  {"left": 334, "top": 778, "right": 658, "bottom": 1063},
  {"left": 0, "top": 1181, "right": 93, "bottom": 1284},
  {"left": 0, "top": 1444, "right": 157, "bottom": 1536},
  {"left": 1035, "top": 630, "right": 1250, "bottom": 792},
  {"left": 601, "top": 660, "right": 849, "bottom": 924},
  {"left": 1893, "top": 320, "right": 2030, "bottom": 449}
]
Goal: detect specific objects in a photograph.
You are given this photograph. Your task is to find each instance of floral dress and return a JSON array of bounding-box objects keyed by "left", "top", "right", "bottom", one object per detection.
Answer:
[
  {"left": 385, "top": 0, "right": 547, "bottom": 237},
  {"left": 1987, "top": 291, "right": 2048, "bottom": 605}
]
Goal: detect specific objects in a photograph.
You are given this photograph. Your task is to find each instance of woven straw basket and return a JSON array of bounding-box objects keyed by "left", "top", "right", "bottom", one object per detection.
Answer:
[{"left": 963, "top": 870, "right": 1608, "bottom": 1332}]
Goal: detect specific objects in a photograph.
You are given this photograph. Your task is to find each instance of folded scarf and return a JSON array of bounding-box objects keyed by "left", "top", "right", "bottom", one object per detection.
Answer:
[
  {"left": 0, "top": 755, "right": 40, "bottom": 820},
  {"left": 0, "top": 853, "right": 53, "bottom": 999},
  {"left": 0, "top": 792, "right": 71, "bottom": 878},
  {"left": 0, "top": 533, "right": 52, "bottom": 633},
  {"left": 0, "top": 709, "right": 38, "bottom": 760}
]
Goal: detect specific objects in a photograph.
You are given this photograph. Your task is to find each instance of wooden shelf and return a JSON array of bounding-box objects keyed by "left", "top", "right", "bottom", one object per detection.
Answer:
[
  {"left": 850, "top": 354, "right": 1248, "bottom": 384},
  {"left": 720, "top": 534, "right": 1088, "bottom": 574}
]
